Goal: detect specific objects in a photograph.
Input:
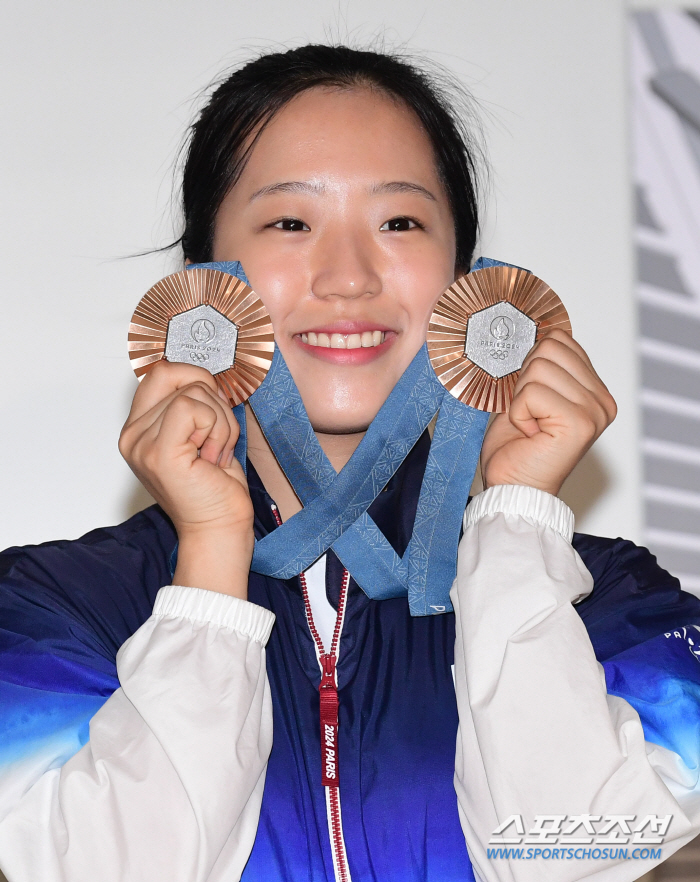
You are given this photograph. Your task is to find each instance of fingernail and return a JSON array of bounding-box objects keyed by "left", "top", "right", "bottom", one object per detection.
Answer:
[{"left": 217, "top": 388, "right": 228, "bottom": 403}]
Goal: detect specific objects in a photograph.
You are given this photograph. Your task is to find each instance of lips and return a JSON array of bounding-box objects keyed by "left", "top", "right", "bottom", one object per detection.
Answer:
[{"left": 294, "top": 324, "right": 396, "bottom": 365}]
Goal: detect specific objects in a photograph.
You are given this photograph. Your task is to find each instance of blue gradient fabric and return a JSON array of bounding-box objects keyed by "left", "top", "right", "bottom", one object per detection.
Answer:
[
  {"left": 0, "top": 508, "right": 171, "bottom": 822},
  {"left": 604, "top": 628, "right": 700, "bottom": 773},
  {"left": 3, "top": 438, "right": 700, "bottom": 879}
]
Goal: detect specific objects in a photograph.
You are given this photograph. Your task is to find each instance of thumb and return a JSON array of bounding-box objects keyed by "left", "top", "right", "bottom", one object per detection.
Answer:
[{"left": 507, "top": 382, "right": 561, "bottom": 439}]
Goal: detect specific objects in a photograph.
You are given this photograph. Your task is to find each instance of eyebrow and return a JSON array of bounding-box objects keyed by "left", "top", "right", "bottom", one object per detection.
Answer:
[
  {"left": 249, "top": 181, "right": 325, "bottom": 201},
  {"left": 371, "top": 181, "right": 437, "bottom": 201},
  {"left": 248, "top": 179, "right": 437, "bottom": 202}
]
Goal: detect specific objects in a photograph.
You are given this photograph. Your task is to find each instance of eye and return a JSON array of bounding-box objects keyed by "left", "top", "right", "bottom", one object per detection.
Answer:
[
  {"left": 380, "top": 216, "right": 422, "bottom": 232},
  {"left": 269, "top": 218, "right": 310, "bottom": 232}
]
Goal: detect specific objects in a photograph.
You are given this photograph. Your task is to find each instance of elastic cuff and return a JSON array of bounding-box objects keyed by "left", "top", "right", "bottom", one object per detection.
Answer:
[
  {"left": 153, "top": 585, "right": 276, "bottom": 646},
  {"left": 464, "top": 484, "right": 574, "bottom": 542}
]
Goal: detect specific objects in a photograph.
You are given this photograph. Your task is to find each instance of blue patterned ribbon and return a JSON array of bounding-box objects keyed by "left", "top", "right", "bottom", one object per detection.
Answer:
[{"left": 187, "top": 259, "right": 510, "bottom": 615}]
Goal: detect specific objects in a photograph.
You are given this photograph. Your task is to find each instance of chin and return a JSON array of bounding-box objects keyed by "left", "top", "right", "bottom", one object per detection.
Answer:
[
  {"left": 290, "top": 350, "right": 409, "bottom": 434},
  {"left": 300, "top": 385, "right": 392, "bottom": 437},
  {"left": 308, "top": 417, "right": 374, "bottom": 435},
  {"left": 306, "top": 402, "right": 383, "bottom": 436}
]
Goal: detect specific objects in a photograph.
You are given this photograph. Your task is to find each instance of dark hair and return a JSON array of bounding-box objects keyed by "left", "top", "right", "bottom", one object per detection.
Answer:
[{"left": 179, "top": 44, "right": 483, "bottom": 272}]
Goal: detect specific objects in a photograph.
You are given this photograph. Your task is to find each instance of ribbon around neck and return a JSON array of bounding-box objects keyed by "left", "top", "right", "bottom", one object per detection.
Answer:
[{"left": 187, "top": 258, "right": 514, "bottom": 616}]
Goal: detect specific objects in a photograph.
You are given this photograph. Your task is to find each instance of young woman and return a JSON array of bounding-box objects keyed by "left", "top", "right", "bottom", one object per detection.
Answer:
[{"left": 1, "top": 44, "right": 700, "bottom": 882}]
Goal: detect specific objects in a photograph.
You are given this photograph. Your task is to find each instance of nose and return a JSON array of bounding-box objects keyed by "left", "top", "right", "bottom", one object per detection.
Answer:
[{"left": 310, "top": 228, "right": 382, "bottom": 301}]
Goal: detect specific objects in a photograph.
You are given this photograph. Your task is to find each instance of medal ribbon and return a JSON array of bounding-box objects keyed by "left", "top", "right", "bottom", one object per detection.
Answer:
[{"left": 187, "top": 259, "right": 511, "bottom": 615}]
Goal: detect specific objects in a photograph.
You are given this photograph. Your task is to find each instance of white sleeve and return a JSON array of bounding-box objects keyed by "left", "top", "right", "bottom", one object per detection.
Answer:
[
  {"left": 0, "top": 585, "right": 275, "bottom": 882},
  {"left": 452, "top": 484, "right": 700, "bottom": 882}
]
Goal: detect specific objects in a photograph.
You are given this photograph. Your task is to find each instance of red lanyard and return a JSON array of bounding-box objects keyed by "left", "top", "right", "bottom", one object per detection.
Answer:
[
  {"left": 271, "top": 505, "right": 353, "bottom": 880},
  {"left": 271, "top": 505, "right": 350, "bottom": 787},
  {"left": 300, "top": 567, "right": 349, "bottom": 786}
]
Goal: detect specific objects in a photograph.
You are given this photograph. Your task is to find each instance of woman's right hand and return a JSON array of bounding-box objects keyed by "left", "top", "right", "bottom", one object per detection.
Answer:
[{"left": 119, "top": 360, "right": 254, "bottom": 597}]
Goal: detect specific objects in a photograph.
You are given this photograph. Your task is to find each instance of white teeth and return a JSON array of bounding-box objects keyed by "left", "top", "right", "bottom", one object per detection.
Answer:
[{"left": 301, "top": 331, "right": 387, "bottom": 348}]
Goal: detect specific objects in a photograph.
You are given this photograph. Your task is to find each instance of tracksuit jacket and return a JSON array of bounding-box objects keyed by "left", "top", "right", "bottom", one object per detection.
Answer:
[{"left": 2, "top": 433, "right": 700, "bottom": 881}]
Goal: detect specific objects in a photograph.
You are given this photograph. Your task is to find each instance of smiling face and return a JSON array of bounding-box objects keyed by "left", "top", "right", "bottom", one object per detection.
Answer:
[{"left": 213, "top": 86, "right": 457, "bottom": 434}]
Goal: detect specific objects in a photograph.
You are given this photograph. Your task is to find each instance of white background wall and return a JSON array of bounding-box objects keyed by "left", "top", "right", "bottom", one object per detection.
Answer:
[{"left": 0, "top": 0, "right": 643, "bottom": 548}]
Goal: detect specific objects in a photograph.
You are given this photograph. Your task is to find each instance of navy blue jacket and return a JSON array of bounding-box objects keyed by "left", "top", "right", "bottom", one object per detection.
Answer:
[{"left": 2, "top": 434, "right": 700, "bottom": 880}]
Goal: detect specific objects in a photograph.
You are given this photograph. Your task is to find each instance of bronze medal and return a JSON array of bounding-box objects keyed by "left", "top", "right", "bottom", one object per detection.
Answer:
[
  {"left": 128, "top": 268, "right": 274, "bottom": 406},
  {"left": 427, "top": 265, "right": 571, "bottom": 412}
]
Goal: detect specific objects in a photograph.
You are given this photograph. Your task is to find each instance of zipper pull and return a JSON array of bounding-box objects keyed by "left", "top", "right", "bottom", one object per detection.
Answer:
[
  {"left": 319, "top": 654, "right": 338, "bottom": 726},
  {"left": 320, "top": 653, "right": 336, "bottom": 686},
  {"left": 319, "top": 653, "right": 339, "bottom": 785}
]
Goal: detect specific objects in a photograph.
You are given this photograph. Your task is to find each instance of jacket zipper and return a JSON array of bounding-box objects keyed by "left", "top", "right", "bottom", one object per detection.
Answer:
[{"left": 271, "top": 505, "right": 352, "bottom": 882}]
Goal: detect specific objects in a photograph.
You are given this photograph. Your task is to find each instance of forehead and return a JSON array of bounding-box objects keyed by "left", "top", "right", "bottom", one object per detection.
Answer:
[{"left": 237, "top": 86, "right": 442, "bottom": 190}]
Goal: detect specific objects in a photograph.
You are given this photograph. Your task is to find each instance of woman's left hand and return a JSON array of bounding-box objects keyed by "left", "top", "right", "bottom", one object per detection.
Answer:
[{"left": 480, "top": 329, "right": 617, "bottom": 497}]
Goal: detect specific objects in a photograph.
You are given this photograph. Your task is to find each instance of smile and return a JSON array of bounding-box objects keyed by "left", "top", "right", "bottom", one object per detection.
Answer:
[
  {"left": 294, "top": 324, "right": 396, "bottom": 365},
  {"left": 300, "top": 331, "right": 386, "bottom": 349}
]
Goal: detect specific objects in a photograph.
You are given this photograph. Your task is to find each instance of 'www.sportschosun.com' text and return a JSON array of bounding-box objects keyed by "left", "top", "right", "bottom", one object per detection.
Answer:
[{"left": 487, "top": 847, "right": 661, "bottom": 861}]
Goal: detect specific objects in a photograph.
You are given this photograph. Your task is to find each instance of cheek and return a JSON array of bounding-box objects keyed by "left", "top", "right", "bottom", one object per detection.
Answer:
[
  {"left": 391, "top": 263, "right": 454, "bottom": 340},
  {"left": 241, "top": 259, "right": 304, "bottom": 335},
  {"left": 214, "top": 217, "right": 305, "bottom": 312}
]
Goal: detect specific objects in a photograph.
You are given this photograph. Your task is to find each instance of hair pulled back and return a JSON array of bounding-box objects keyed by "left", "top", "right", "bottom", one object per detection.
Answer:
[{"left": 180, "top": 44, "right": 482, "bottom": 271}]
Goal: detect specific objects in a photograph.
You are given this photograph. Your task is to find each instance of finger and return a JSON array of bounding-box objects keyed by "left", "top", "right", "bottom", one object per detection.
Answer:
[
  {"left": 208, "top": 390, "right": 240, "bottom": 467},
  {"left": 192, "top": 385, "right": 239, "bottom": 466},
  {"left": 128, "top": 410, "right": 171, "bottom": 484},
  {"left": 121, "top": 382, "right": 235, "bottom": 464},
  {"left": 155, "top": 395, "right": 225, "bottom": 463},
  {"left": 521, "top": 333, "right": 593, "bottom": 381},
  {"left": 525, "top": 329, "right": 598, "bottom": 374},
  {"left": 125, "top": 361, "right": 220, "bottom": 427},
  {"left": 515, "top": 358, "right": 611, "bottom": 435},
  {"left": 527, "top": 332, "right": 614, "bottom": 412},
  {"left": 519, "top": 337, "right": 616, "bottom": 423},
  {"left": 509, "top": 380, "right": 600, "bottom": 449},
  {"left": 169, "top": 386, "right": 237, "bottom": 465}
]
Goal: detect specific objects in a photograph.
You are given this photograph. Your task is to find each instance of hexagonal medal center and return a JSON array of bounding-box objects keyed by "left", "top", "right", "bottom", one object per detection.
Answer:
[
  {"left": 165, "top": 304, "right": 239, "bottom": 375},
  {"left": 464, "top": 301, "right": 537, "bottom": 379}
]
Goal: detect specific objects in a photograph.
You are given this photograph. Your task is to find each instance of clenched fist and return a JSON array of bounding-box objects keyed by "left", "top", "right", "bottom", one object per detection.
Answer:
[
  {"left": 480, "top": 330, "right": 617, "bottom": 497},
  {"left": 119, "top": 360, "right": 253, "bottom": 597}
]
